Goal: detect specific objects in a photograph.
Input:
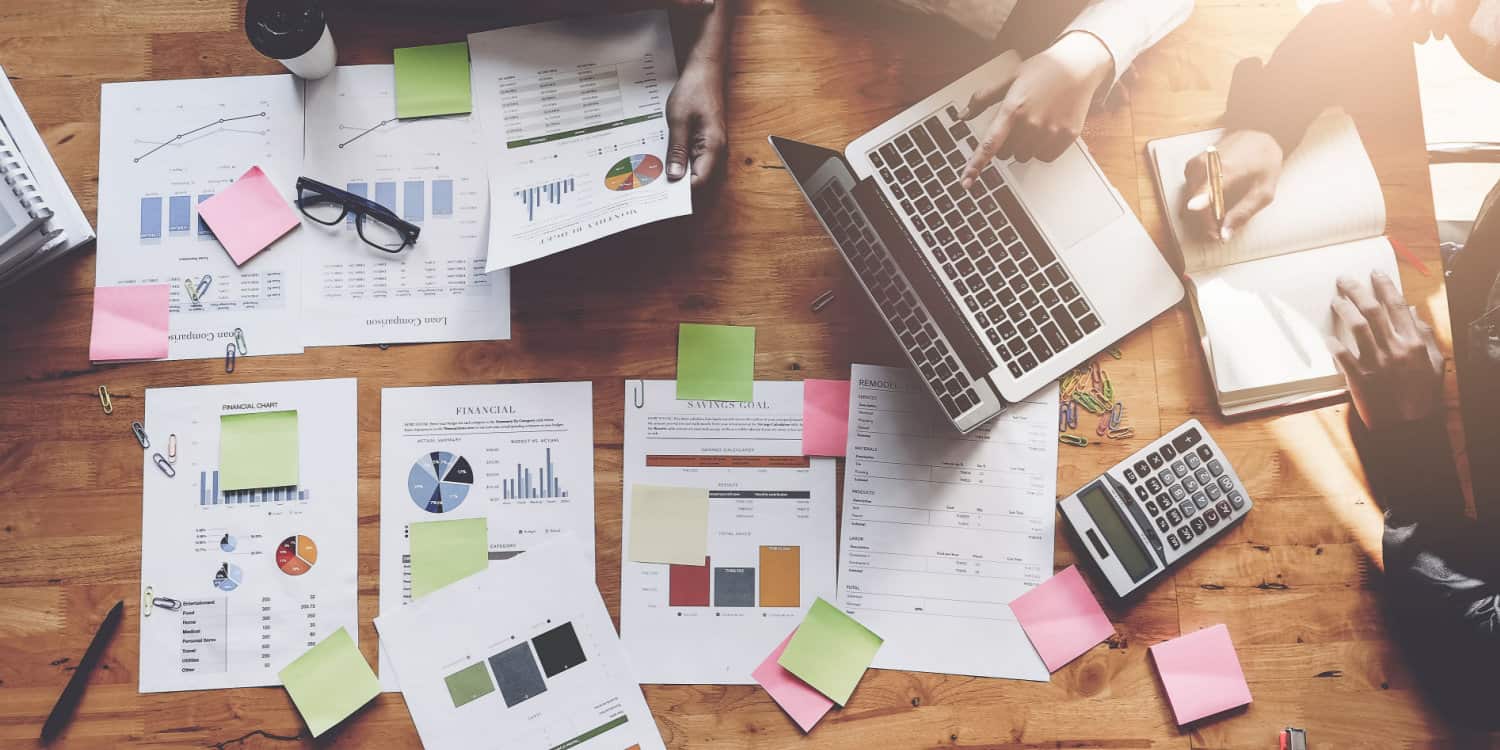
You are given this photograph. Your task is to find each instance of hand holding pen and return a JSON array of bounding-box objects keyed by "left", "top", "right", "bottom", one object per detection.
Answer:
[{"left": 1182, "top": 129, "right": 1286, "bottom": 241}]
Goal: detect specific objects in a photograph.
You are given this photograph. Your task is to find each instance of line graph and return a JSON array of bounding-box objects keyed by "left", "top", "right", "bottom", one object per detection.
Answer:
[
  {"left": 338, "top": 118, "right": 397, "bottom": 149},
  {"left": 132, "top": 112, "right": 268, "bottom": 163}
]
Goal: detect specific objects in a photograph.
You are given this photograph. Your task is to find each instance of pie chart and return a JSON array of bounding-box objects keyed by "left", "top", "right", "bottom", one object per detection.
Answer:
[
  {"left": 220, "top": 533, "right": 237, "bottom": 553},
  {"left": 276, "top": 535, "right": 318, "bottom": 576},
  {"left": 213, "top": 562, "right": 243, "bottom": 592},
  {"left": 409, "top": 451, "right": 474, "bottom": 513},
  {"left": 604, "top": 154, "right": 664, "bottom": 192}
]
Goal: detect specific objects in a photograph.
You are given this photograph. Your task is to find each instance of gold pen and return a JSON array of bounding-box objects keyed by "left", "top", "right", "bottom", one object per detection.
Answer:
[{"left": 1205, "top": 145, "right": 1225, "bottom": 226}]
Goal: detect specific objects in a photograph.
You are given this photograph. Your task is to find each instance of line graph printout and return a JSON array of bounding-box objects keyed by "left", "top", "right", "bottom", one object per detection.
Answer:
[
  {"left": 97, "top": 75, "right": 306, "bottom": 359},
  {"left": 303, "top": 65, "right": 510, "bottom": 346},
  {"left": 470, "top": 10, "right": 691, "bottom": 271},
  {"left": 837, "top": 364, "right": 1057, "bottom": 681}
]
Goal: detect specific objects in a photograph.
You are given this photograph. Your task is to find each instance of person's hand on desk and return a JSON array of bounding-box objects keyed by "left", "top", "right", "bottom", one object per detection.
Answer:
[
  {"left": 957, "top": 31, "right": 1115, "bottom": 188},
  {"left": 665, "top": 59, "right": 727, "bottom": 187},
  {"left": 1327, "top": 271, "right": 1445, "bottom": 430},
  {"left": 1182, "top": 130, "right": 1285, "bottom": 242}
]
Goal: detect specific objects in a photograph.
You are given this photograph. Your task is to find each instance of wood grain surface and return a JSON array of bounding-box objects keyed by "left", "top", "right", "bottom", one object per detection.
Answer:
[{"left": 0, "top": 0, "right": 1493, "bottom": 747}]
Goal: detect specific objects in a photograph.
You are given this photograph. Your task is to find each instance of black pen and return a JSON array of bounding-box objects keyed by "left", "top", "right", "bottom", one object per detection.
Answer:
[{"left": 40, "top": 600, "right": 124, "bottom": 743}]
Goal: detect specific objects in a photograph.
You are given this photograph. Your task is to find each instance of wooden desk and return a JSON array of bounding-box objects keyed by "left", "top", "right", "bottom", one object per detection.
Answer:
[{"left": 0, "top": 0, "right": 1486, "bottom": 746}]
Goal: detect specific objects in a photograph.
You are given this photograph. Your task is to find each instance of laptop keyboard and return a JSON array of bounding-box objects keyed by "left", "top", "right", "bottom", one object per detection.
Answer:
[
  {"left": 867, "top": 105, "right": 1100, "bottom": 378},
  {"left": 813, "top": 179, "right": 981, "bottom": 419}
]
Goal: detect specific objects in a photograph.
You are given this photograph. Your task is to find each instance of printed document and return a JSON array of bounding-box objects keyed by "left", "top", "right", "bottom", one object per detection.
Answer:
[
  {"left": 838, "top": 364, "right": 1057, "bottom": 681},
  {"left": 621, "top": 380, "right": 837, "bottom": 684},
  {"left": 378, "top": 382, "right": 596, "bottom": 690},
  {"left": 376, "top": 536, "right": 665, "bottom": 750},
  {"left": 469, "top": 10, "right": 692, "bottom": 270},
  {"left": 137, "top": 378, "right": 358, "bottom": 692}
]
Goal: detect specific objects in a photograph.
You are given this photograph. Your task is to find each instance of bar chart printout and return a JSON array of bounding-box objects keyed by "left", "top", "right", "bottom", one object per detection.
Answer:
[{"left": 502, "top": 447, "right": 571, "bottom": 499}]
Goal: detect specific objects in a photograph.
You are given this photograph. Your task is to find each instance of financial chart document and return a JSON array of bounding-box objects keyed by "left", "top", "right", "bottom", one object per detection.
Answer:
[
  {"left": 469, "top": 10, "right": 691, "bottom": 271},
  {"left": 302, "top": 65, "right": 510, "bottom": 346},
  {"left": 137, "top": 379, "right": 358, "bottom": 692},
  {"left": 620, "top": 380, "right": 837, "bottom": 685},
  {"left": 377, "top": 382, "right": 596, "bottom": 691},
  {"left": 839, "top": 364, "right": 1057, "bottom": 681},
  {"left": 96, "top": 75, "right": 307, "bottom": 359}
]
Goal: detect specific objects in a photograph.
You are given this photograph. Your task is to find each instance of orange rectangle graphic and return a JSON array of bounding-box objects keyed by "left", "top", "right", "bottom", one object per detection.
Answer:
[{"left": 758, "top": 545, "right": 801, "bottom": 608}]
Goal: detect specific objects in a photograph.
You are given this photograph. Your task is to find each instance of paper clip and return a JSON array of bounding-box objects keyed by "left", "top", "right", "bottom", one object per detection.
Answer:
[
  {"left": 233, "top": 327, "right": 247, "bottom": 356},
  {"left": 130, "top": 421, "right": 150, "bottom": 449},
  {"left": 97, "top": 385, "right": 112, "bottom": 415},
  {"left": 224, "top": 343, "right": 236, "bottom": 373},
  {"left": 1106, "top": 346, "right": 1123, "bottom": 359},
  {"left": 378, "top": 343, "right": 391, "bottom": 351},
  {"left": 1067, "top": 402, "right": 1078, "bottom": 429},
  {"left": 1108, "top": 427, "right": 1136, "bottom": 440},
  {"left": 1096, "top": 413, "right": 1112, "bottom": 436},
  {"left": 1059, "top": 404, "right": 1068, "bottom": 432},
  {"left": 1101, "top": 370, "right": 1115, "bottom": 402},
  {"left": 152, "top": 452, "right": 176, "bottom": 477},
  {"left": 152, "top": 596, "right": 183, "bottom": 612},
  {"left": 632, "top": 381, "right": 645, "bottom": 409},
  {"left": 182, "top": 278, "right": 199, "bottom": 302},
  {"left": 167, "top": 434, "right": 178, "bottom": 464},
  {"left": 1110, "top": 402, "right": 1123, "bottom": 429},
  {"left": 194, "top": 274, "right": 213, "bottom": 301},
  {"left": 810, "top": 290, "right": 835, "bottom": 313},
  {"left": 1059, "top": 434, "right": 1089, "bottom": 447}
]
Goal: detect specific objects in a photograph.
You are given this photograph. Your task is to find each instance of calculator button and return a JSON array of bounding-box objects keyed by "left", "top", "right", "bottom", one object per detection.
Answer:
[
  {"left": 1153, "top": 493, "right": 1170, "bottom": 511},
  {"left": 1148, "top": 453, "right": 1164, "bottom": 469},
  {"left": 1160, "top": 444, "right": 1177, "bottom": 460},
  {"left": 1166, "top": 508, "right": 1182, "bottom": 525},
  {"left": 1185, "top": 453, "right": 1201, "bottom": 470},
  {"left": 1193, "top": 492, "right": 1210, "bottom": 509},
  {"left": 1204, "top": 507, "right": 1220, "bottom": 525},
  {"left": 1133, "top": 460, "right": 1151, "bottom": 477},
  {"left": 1208, "top": 459, "right": 1225, "bottom": 477},
  {"left": 1170, "top": 485, "right": 1187, "bottom": 501},
  {"left": 1146, "top": 477, "right": 1162, "bottom": 494},
  {"left": 1172, "top": 461, "right": 1189, "bottom": 477},
  {"left": 1229, "top": 491, "right": 1246, "bottom": 509},
  {"left": 1160, "top": 469, "right": 1178, "bottom": 486},
  {"left": 1156, "top": 516, "right": 1170, "bottom": 532},
  {"left": 1190, "top": 517, "right": 1207, "bottom": 534},
  {"left": 1195, "top": 469, "right": 1212, "bottom": 486},
  {"left": 1205, "top": 484, "right": 1222, "bottom": 501},
  {"left": 1178, "top": 526, "right": 1195, "bottom": 544},
  {"left": 1135, "top": 486, "right": 1150, "bottom": 502},
  {"left": 1215, "top": 500, "right": 1233, "bottom": 517},
  {"left": 1171, "top": 427, "right": 1202, "bottom": 454},
  {"left": 1217, "top": 476, "right": 1234, "bottom": 492},
  {"left": 1124, "top": 468, "right": 1137, "bottom": 483},
  {"left": 1167, "top": 533, "right": 1181, "bottom": 550},
  {"left": 1197, "top": 444, "right": 1214, "bottom": 462},
  {"left": 1145, "top": 500, "right": 1159, "bottom": 516},
  {"left": 1183, "top": 476, "right": 1200, "bottom": 493},
  {"left": 1180, "top": 500, "right": 1197, "bottom": 518}
]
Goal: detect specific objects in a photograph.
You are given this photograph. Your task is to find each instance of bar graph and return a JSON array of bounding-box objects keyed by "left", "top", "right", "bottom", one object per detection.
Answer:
[
  {"left": 198, "top": 469, "right": 311, "bottom": 505},
  {"left": 403, "top": 181, "right": 423, "bottom": 222},
  {"left": 196, "top": 194, "right": 214, "bottom": 238},
  {"left": 342, "top": 179, "right": 456, "bottom": 227},
  {"left": 433, "top": 179, "right": 453, "bottom": 216},
  {"left": 168, "top": 195, "right": 192, "bottom": 234},
  {"left": 138, "top": 193, "right": 218, "bottom": 241},
  {"left": 501, "top": 448, "right": 570, "bottom": 500},
  {"left": 374, "top": 182, "right": 397, "bottom": 212},
  {"left": 140, "top": 196, "right": 162, "bottom": 240},
  {"left": 514, "top": 178, "right": 575, "bottom": 222}
]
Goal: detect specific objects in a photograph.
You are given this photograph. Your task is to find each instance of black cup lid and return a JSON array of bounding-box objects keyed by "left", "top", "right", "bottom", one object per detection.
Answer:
[{"left": 244, "top": 0, "right": 326, "bottom": 60}]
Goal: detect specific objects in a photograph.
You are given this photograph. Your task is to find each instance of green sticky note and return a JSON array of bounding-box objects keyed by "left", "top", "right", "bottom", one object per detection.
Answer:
[
  {"left": 394, "top": 42, "right": 473, "bottom": 118},
  {"left": 627, "top": 484, "right": 709, "bottom": 565},
  {"left": 676, "top": 323, "right": 755, "bottom": 402},
  {"left": 409, "top": 518, "right": 488, "bottom": 599},
  {"left": 278, "top": 627, "right": 379, "bottom": 737},
  {"left": 777, "top": 598, "right": 883, "bottom": 706},
  {"left": 219, "top": 410, "right": 299, "bottom": 491}
]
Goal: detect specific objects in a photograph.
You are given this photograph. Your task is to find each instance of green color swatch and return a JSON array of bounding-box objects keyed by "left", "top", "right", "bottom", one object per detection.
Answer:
[
  {"left": 777, "top": 598, "right": 883, "bottom": 706},
  {"left": 444, "top": 661, "right": 495, "bottom": 708},
  {"left": 219, "top": 410, "right": 299, "bottom": 491},
  {"left": 676, "top": 323, "right": 755, "bottom": 402},
  {"left": 393, "top": 41, "right": 473, "bottom": 118},
  {"left": 278, "top": 627, "right": 380, "bottom": 737},
  {"left": 409, "top": 517, "right": 488, "bottom": 599}
]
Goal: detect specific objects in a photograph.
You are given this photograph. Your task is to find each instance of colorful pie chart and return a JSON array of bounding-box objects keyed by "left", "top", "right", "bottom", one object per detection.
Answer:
[
  {"left": 604, "top": 154, "right": 664, "bottom": 192},
  {"left": 408, "top": 451, "right": 474, "bottom": 513},
  {"left": 276, "top": 534, "right": 318, "bottom": 576}
]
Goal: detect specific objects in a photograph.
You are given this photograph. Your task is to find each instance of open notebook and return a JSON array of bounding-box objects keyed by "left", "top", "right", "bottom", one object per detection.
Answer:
[{"left": 1149, "top": 110, "right": 1400, "bottom": 415}]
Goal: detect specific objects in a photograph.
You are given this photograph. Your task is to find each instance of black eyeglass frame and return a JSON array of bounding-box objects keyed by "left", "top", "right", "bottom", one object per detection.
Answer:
[{"left": 295, "top": 176, "right": 421, "bottom": 254}]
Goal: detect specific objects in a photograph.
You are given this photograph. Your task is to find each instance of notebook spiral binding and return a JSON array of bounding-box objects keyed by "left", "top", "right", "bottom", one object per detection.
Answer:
[{"left": 0, "top": 136, "right": 53, "bottom": 222}]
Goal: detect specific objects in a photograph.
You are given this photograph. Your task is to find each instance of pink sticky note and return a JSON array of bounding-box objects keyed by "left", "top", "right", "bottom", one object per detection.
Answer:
[
  {"left": 752, "top": 629, "right": 834, "bottom": 733},
  {"left": 1009, "top": 565, "right": 1114, "bottom": 672},
  {"left": 197, "top": 166, "right": 300, "bottom": 266},
  {"left": 802, "top": 379, "right": 851, "bottom": 457},
  {"left": 1150, "top": 624, "right": 1252, "bottom": 725},
  {"left": 89, "top": 284, "right": 169, "bottom": 362}
]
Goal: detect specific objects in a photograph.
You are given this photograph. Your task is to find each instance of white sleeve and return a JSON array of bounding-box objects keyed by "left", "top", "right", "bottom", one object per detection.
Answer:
[{"left": 1063, "top": 0, "right": 1194, "bottom": 86}]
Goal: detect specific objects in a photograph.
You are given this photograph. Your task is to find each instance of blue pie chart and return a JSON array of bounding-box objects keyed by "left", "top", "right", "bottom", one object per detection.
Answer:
[
  {"left": 408, "top": 451, "right": 474, "bottom": 513},
  {"left": 213, "top": 562, "right": 243, "bottom": 592}
]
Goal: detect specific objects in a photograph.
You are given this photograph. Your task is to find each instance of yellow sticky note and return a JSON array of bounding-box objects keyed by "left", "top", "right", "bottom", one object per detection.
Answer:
[
  {"left": 278, "top": 627, "right": 379, "bottom": 737},
  {"left": 628, "top": 484, "right": 709, "bottom": 566},
  {"left": 409, "top": 518, "right": 488, "bottom": 599},
  {"left": 219, "top": 410, "right": 299, "bottom": 491},
  {"left": 777, "top": 598, "right": 883, "bottom": 706}
]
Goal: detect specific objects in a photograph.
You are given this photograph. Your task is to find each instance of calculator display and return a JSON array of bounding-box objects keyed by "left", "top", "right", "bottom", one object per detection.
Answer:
[{"left": 1079, "top": 483, "right": 1156, "bottom": 581}]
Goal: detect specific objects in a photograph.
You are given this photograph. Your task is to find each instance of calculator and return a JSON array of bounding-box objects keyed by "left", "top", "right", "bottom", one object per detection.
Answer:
[{"left": 1058, "top": 420, "right": 1252, "bottom": 599}]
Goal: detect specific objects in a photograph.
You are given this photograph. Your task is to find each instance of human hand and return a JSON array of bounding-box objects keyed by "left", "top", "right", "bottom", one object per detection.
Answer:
[
  {"left": 958, "top": 32, "right": 1115, "bottom": 188},
  {"left": 665, "top": 61, "right": 727, "bottom": 187},
  {"left": 1182, "top": 129, "right": 1285, "bottom": 242},
  {"left": 1327, "top": 270, "right": 1445, "bottom": 430}
]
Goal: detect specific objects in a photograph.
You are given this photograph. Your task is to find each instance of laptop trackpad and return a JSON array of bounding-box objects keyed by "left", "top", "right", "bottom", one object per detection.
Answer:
[{"left": 1004, "top": 143, "right": 1122, "bottom": 250}]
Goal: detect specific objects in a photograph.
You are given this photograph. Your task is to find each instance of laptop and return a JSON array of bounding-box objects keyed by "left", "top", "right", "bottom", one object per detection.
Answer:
[{"left": 771, "top": 52, "right": 1183, "bottom": 433}]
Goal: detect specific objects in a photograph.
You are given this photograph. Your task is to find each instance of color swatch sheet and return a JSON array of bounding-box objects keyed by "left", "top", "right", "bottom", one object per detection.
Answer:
[
  {"left": 137, "top": 378, "right": 359, "bottom": 692},
  {"left": 95, "top": 70, "right": 510, "bottom": 360},
  {"left": 469, "top": 10, "right": 691, "bottom": 270},
  {"left": 620, "top": 380, "right": 837, "bottom": 684},
  {"left": 376, "top": 536, "right": 665, "bottom": 750},
  {"left": 837, "top": 364, "right": 1058, "bottom": 680},
  {"left": 377, "top": 382, "right": 596, "bottom": 691}
]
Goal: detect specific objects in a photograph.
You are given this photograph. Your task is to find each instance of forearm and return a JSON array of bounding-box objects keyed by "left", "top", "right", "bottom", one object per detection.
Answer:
[
  {"left": 1063, "top": 0, "right": 1192, "bottom": 87},
  {"left": 672, "top": 0, "right": 732, "bottom": 76}
]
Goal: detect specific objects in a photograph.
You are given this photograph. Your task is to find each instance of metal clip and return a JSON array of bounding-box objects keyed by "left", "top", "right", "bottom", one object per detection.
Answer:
[
  {"left": 167, "top": 434, "right": 178, "bottom": 463},
  {"left": 233, "top": 327, "right": 247, "bottom": 356},
  {"left": 131, "top": 421, "right": 150, "bottom": 448},
  {"left": 810, "top": 290, "right": 835, "bottom": 313},
  {"left": 1067, "top": 402, "right": 1078, "bottom": 429},
  {"left": 225, "top": 343, "right": 236, "bottom": 373},
  {"left": 1100, "top": 370, "right": 1115, "bottom": 402},
  {"left": 1096, "top": 413, "right": 1111, "bottom": 436},
  {"left": 152, "top": 597, "right": 183, "bottom": 612},
  {"left": 632, "top": 381, "right": 645, "bottom": 409},
  {"left": 1059, "top": 434, "right": 1089, "bottom": 447},
  {"left": 143, "top": 585, "right": 154, "bottom": 618},
  {"left": 1110, "top": 402, "right": 1123, "bottom": 429},
  {"left": 98, "top": 385, "right": 113, "bottom": 415},
  {"left": 1105, "top": 345, "right": 1123, "bottom": 359},
  {"left": 152, "top": 452, "right": 176, "bottom": 477},
  {"left": 1107, "top": 427, "right": 1136, "bottom": 440},
  {"left": 183, "top": 278, "right": 199, "bottom": 302}
]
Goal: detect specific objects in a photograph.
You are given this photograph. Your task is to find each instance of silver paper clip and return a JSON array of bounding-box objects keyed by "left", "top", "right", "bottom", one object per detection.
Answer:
[
  {"left": 193, "top": 274, "right": 213, "bottom": 301},
  {"left": 167, "top": 433, "right": 178, "bottom": 464},
  {"left": 233, "top": 327, "right": 247, "bottom": 356},
  {"left": 98, "top": 385, "right": 113, "bottom": 415},
  {"left": 152, "top": 452, "right": 176, "bottom": 477},
  {"left": 224, "top": 343, "right": 236, "bottom": 373},
  {"left": 183, "top": 278, "right": 199, "bottom": 302},
  {"left": 151, "top": 597, "right": 182, "bottom": 612},
  {"left": 130, "top": 421, "right": 150, "bottom": 449},
  {"left": 811, "top": 290, "right": 835, "bottom": 313}
]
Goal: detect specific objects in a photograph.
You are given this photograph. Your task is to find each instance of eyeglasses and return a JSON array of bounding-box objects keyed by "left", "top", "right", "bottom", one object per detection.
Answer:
[{"left": 296, "top": 177, "right": 420, "bottom": 255}]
